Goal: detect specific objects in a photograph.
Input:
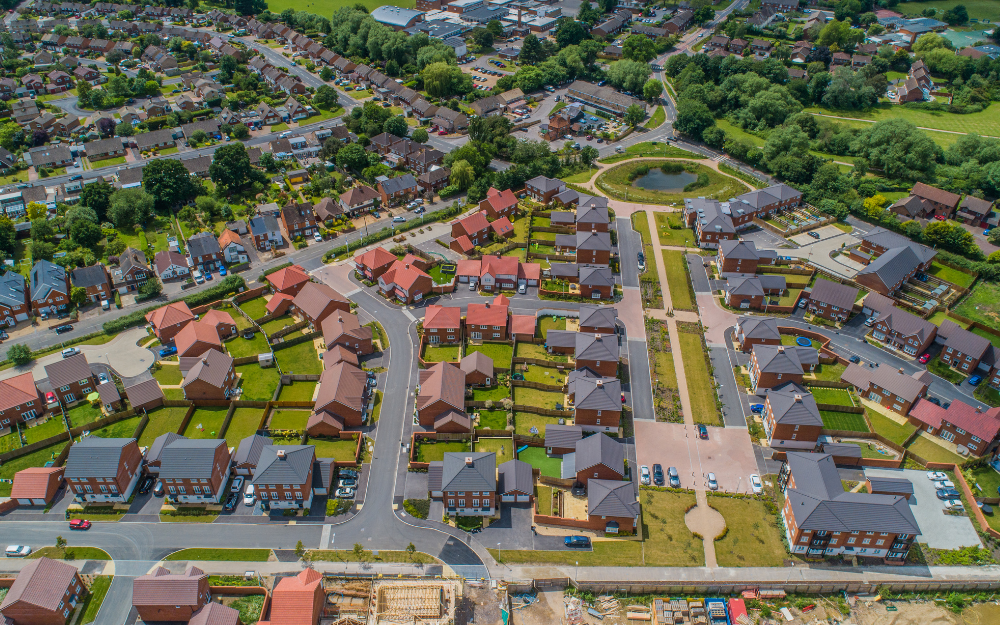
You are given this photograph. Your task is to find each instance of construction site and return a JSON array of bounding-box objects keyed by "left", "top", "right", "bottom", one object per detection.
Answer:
[{"left": 318, "top": 577, "right": 473, "bottom": 625}]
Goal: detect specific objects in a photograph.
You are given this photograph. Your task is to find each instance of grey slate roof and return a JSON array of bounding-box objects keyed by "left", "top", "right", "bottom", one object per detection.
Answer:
[
  {"left": 576, "top": 203, "right": 610, "bottom": 226},
  {"left": 878, "top": 309, "right": 936, "bottom": 342},
  {"left": 70, "top": 264, "right": 108, "bottom": 289},
  {"left": 736, "top": 315, "right": 780, "bottom": 341},
  {"left": 765, "top": 385, "right": 821, "bottom": 426},
  {"left": 44, "top": 352, "right": 92, "bottom": 389},
  {"left": 441, "top": 451, "right": 496, "bottom": 492},
  {"left": 579, "top": 266, "right": 614, "bottom": 287},
  {"left": 548, "top": 263, "right": 579, "bottom": 279},
  {"left": 867, "top": 476, "right": 914, "bottom": 495},
  {"left": 427, "top": 461, "right": 443, "bottom": 492},
  {"left": 65, "top": 436, "right": 134, "bottom": 478},
  {"left": 159, "top": 438, "right": 226, "bottom": 479},
  {"left": 252, "top": 445, "right": 314, "bottom": 486},
  {"left": 820, "top": 442, "right": 863, "bottom": 459},
  {"left": 30, "top": 259, "right": 67, "bottom": 301},
  {"left": 576, "top": 231, "right": 612, "bottom": 252},
  {"left": 588, "top": 479, "right": 639, "bottom": 518},
  {"left": 498, "top": 459, "right": 533, "bottom": 495},
  {"left": 719, "top": 239, "right": 761, "bottom": 260},
  {"left": 570, "top": 376, "right": 621, "bottom": 411},
  {"left": 840, "top": 363, "right": 928, "bottom": 403},
  {"left": 862, "top": 227, "right": 936, "bottom": 264},
  {"left": 249, "top": 213, "right": 280, "bottom": 236},
  {"left": 527, "top": 175, "right": 565, "bottom": 192},
  {"left": 727, "top": 276, "right": 764, "bottom": 297},
  {"left": 545, "top": 424, "right": 584, "bottom": 449},
  {"left": 550, "top": 211, "right": 576, "bottom": 226},
  {"left": 545, "top": 329, "right": 577, "bottom": 349},
  {"left": 786, "top": 452, "right": 920, "bottom": 535},
  {"left": 578, "top": 305, "right": 617, "bottom": 330},
  {"left": 858, "top": 246, "right": 922, "bottom": 290},
  {"left": 809, "top": 278, "right": 859, "bottom": 310},
  {"left": 0, "top": 272, "right": 26, "bottom": 308},
  {"left": 759, "top": 275, "right": 786, "bottom": 292},
  {"left": 187, "top": 231, "right": 222, "bottom": 259},
  {"left": 379, "top": 173, "right": 417, "bottom": 195},
  {"left": 147, "top": 432, "right": 185, "bottom": 464},
  {"left": 575, "top": 433, "right": 624, "bottom": 475},
  {"left": 753, "top": 345, "right": 816, "bottom": 374},
  {"left": 575, "top": 333, "right": 619, "bottom": 362},
  {"left": 233, "top": 434, "right": 272, "bottom": 467},
  {"left": 937, "top": 319, "right": 990, "bottom": 359}
]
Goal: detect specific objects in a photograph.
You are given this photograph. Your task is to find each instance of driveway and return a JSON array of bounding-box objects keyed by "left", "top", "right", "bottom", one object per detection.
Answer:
[
  {"left": 480, "top": 504, "right": 534, "bottom": 550},
  {"left": 634, "top": 421, "right": 759, "bottom": 494},
  {"left": 864, "top": 468, "right": 982, "bottom": 550},
  {"left": 0, "top": 327, "right": 154, "bottom": 384}
]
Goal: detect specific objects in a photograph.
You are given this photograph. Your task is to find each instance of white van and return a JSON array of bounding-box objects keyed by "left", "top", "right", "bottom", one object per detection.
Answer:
[
  {"left": 243, "top": 484, "right": 255, "bottom": 505},
  {"left": 101, "top": 300, "right": 110, "bottom": 310},
  {"left": 193, "top": 269, "right": 204, "bottom": 284}
]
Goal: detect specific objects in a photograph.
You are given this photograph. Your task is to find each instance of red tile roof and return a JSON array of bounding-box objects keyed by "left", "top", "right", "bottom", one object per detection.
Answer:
[
  {"left": 467, "top": 300, "right": 508, "bottom": 327},
  {"left": 452, "top": 235, "right": 474, "bottom": 254},
  {"left": 201, "top": 308, "right": 234, "bottom": 329},
  {"left": 265, "top": 568, "right": 322, "bottom": 625},
  {"left": 382, "top": 260, "right": 430, "bottom": 292},
  {"left": 484, "top": 187, "right": 517, "bottom": 212},
  {"left": 423, "top": 305, "right": 461, "bottom": 330},
  {"left": 481, "top": 255, "right": 518, "bottom": 278},
  {"left": 0, "top": 372, "right": 39, "bottom": 413},
  {"left": 456, "top": 258, "right": 481, "bottom": 277},
  {"left": 266, "top": 265, "right": 309, "bottom": 293},
  {"left": 218, "top": 229, "right": 242, "bottom": 249},
  {"left": 266, "top": 292, "right": 294, "bottom": 314},
  {"left": 145, "top": 301, "right": 194, "bottom": 330},
  {"left": 9, "top": 466, "right": 63, "bottom": 502},
  {"left": 354, "top": 246, "right": 397, "bottom": 271},
  {"left": 132, "top": 566, "right": 207, "bottom": 609},
  {"left": 518, "top": 262, "right": 541, "bottom": 282},
  {"left": 455, "top": 211, "right": 490, "bottom": 236},
  {"left": 908, "top": 398, "right": 1000, "bottom": 444},
  {"left": 490, "top": 216, "right": 514, "bottom": 237},
  {"left": 175, "top": 320, "right": 223, "bottom": 357},
  {"left": 510, "top": 314, "right": 535, "bottom": 336},
  {"left": 0, "top": 558, "right": 78, "bottom": 614}
]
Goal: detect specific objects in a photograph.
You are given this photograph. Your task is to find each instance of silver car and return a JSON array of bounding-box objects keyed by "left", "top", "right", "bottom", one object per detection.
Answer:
[{"left": 707, "top": 473, "right": 718, "bottom": 490}]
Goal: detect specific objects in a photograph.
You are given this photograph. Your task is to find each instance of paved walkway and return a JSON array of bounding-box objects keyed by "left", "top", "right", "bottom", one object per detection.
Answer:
[{"left": 0, "top": 327, "right": 153, "bottom": 383}]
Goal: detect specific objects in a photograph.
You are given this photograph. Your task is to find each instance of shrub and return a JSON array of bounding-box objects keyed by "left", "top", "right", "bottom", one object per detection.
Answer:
[
  {"left": 102, "top": 276, "right": 246, "bottom": 334},
  {"left": 403, "top": 499, "right": 430, "bottom": 519}
]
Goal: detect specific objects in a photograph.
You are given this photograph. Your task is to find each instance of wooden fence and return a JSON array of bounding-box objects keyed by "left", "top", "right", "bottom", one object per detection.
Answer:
[
  {"left": 512, "top": 404, "right": 573, "bottom": 417},
  {"left": 0, "top": 408, "right": 141, "bottom": 464},
  {"left": 815, "top": 403, "right": 863, "bottom": 413},
  {"left": 269, "top": 320, "right": 310, "bottom": 340},
  {"left": 512, "top": 379, "right": 565, "bottom": 393}
]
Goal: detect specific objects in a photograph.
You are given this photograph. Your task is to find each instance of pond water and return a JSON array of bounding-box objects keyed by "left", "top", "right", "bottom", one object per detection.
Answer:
[{"left": 633, "top": 168, "right": 698, "bottom": 191}]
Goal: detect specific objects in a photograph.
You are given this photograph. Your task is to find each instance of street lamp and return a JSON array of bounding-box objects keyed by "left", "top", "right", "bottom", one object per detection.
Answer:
[{"left": 497, "top": 542, "right": 502, "bottom": 566}]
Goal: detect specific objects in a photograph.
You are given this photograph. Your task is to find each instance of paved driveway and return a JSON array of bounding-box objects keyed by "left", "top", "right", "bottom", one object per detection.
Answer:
[
  {"left": 864, "top": 468, "right": 981, "bottom": 550},
  {"left": 634, "top": 421, "right": 759, "bottom": 494},
  {"left": 0, "top": 327, "right": 154, "bottom": 384}
]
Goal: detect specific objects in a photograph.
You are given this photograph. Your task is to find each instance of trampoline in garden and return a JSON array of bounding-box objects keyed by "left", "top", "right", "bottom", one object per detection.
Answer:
[
  {"left": 795, "top": 337, "right": 812, "bottom": 347},
  {"left": 439, "top": 263, "right": 457, "bottom": 274}
]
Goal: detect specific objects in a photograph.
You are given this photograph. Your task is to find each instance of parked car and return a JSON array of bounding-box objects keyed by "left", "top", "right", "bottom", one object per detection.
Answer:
[
  {"left": 219, "top": 265, "right": 227, "bottom": 276},
  {"left": 936, "top": 488, "right": 961, "bottom": 500},
  {"left": 339, "top": 468, "right": 358, "bottom": 479},
  {"left": 970, "top": 375, "right": 983, "bottom": 386},
  {"left": 97, "top": 373, "right": 109, "bottom": 384},
  {"left": 934, "top": 480, "right": 955, "bottom": 490},
  {"left": 927, "top": 471, "right": 948, "bottom": 481},
  {"left": 159, "top": 346, "right": 177, "bottom": 357},
  {"left": 849, "top": 355, "right": 861, "bottom": 364},
  {"left": 55, "top": 324, "right": 73, "bottom": 334},
  {"left": 153, "top": 481, "right": 164, "bottom": 496},
  {"left": 668, "top": 466, "right": 680, "bottom": 488},
  {"left": 750, "top": 474, "right": 763, "bottom": 494},
  {"left": 697, "top": 424, "right": 708, "bottom": 439},
  {"left": 393, "top": 216, "right": 406, "bottom": 223},
  {"left": 5, "top": 545, "right": 31, "bottom": 557},
  {"left": 750, "top": 404, "right": 764, "bottom": 414},
  {"left": 808, "top": 231, "right": 820, "bottom": 239},
  {"left": 138, "top": 476, "right": 155, "bottom": 494},
  {"left": 223, "top": 494, "right": 239, "bottom": 512},
  {"left": 45, "top": 391, "right": 57, "bottom": 405},
  {"left": 69, "top": 519, "right": 91, "bottom": 530},
  {"left": 919, "top": 353, "right": 931, "bottom": 364},
  {"left": 564, "top": 536, "right": 590, "bottom": 548},
  {"left": 927, "top": 397, "right": 941, "bottom": 406},
  {"left": 244, "top": 484, "right": 255, "bottom": 505},
  {"left": 865, "top": 316, "right": 877, "bottom": 326},
  {"left": 640, "top": 465, "right": 651, "bottom": 485},
  {"left": 61, "top": 347, "right": 80, "bottom": 358},
  {"left": 231, "top": 476, "right": 244, "bottom": 493},
  {"left": 652, "top": 464, "right": 664, "bottom": 486},
  {"left": 944, "top": 499, "right": 964, "bottom": 511},
  {"left": 336, "top": 487, "right": 356, "bottom": 499},
  {"left": 193, "top": 269, "right": 204, "bottom": 284},
  {"left": 637, "top": 252, "right": 645, "bottom": 271},
  {"left": 707, "top": 473, "right": 718, "bottom": 490}
]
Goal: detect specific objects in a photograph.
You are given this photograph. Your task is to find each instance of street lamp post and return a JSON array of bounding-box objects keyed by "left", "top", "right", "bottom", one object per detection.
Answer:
[{"left": 497, "top": 542, "right": 502, "bottom": 567}]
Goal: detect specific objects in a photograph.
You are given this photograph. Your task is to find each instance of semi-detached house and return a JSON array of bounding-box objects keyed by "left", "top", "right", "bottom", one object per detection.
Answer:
[
  {"left": 748, "top": 344, "right": 817, "bottom": 392},
  {"left": 868, "top": 308, "right": 937, "bottom": 357},
  {"left": 0, "top": 271, "right": 30, "bottom": 324},
  {"left": 30, "top": 259, "right": 70, "bottom": 315},
  {"left": 937, "top": 319, "right": 993, "bottom": 375},
  {"left": 70, "top": 264, "right": 113, "bottom": 304},
  {"left": 841, "top": 363, "right": 930, "bottom": 417},
  {"left": 806, "top": 278, "right": 859, "bottom": 322},
  {"left": 908, "top": 398, "right": 1000, "bottom": 457}
]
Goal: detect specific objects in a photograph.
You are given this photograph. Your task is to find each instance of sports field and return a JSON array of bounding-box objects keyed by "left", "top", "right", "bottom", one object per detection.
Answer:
[
  {"left": 265, "top": 0, "right": 414, "bottom": 14},
  {"left": 805, "top": 104, "right": 1000, "bottom": 139},
  {"left": 897, "top": 0, "right": 997, "bottom": 21}
]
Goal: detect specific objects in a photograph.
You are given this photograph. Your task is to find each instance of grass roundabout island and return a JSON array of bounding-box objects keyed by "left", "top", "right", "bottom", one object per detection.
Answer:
[{"left": 596, "top": 159, "right": 748, "bottom": 205}]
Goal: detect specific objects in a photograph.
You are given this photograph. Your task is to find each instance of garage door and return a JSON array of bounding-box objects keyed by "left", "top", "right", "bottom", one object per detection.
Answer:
[
  {"left": 501, "top": 494, "right": 515, "bottom": 502},
  {"left": 516, "top": 495, "right": 529, "bottom": 502}
]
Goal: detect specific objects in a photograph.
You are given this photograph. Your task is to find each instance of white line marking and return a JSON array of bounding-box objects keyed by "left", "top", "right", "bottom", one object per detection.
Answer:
[
  {"left": 319, "top": 524, "right": 331, "bottom": 549},
  {"left": 402, "top": 308, "right": 417, "bottom": 322},
  {"left": 344, "top": 287, "right": 362, "bottom": 297}
]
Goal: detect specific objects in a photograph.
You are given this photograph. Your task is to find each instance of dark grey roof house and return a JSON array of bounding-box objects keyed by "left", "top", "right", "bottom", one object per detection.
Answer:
[
  {"left": 440, "top": 451, "right": 496, "bottom": 493},
  {"left": 251, "top": 445, "right": 315, "bottom": 488},
  {"left": 578, "top": 305, "right": 617, "bottom": 333},
  {"left": 545, "top": 424, "right": 584, "bottom": 452},
  {"left": 498, "top": 459, "right": 533, "bottom": 500},
  {"left": 145, "top": 432, "right": 186, "bottom": 470},
  {"left": 574, "top": 433, "right": 624, "bottom": 477},
  {"left": 766, "top": 383, "right": 822, "bottom": 426},
  {"left": 569, "top": 376, "right": 621, "bottom": 411},
  {"left": 587, "top": 479, "right": 639, "bottom": 527},
  {"left": 232, "top": 434, "right": 272, "bottom": 473}
]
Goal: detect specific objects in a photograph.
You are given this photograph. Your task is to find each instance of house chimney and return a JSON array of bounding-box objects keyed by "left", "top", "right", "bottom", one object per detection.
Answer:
[
  {"left": 596, "top": 380, "right": 603, "bottom": 387},
  {"left": 777, "top": 346, "right": 784, "bottom": 353},
  {"left": 794, "top": 394, "right": 802, "bottom": 402},
  {"left": 465, "top": 456, "right": 473, "bottom": 466},
  {"left": 977, "top": 406, "right": 983, "bottom": 413},
  {"left": 899, "top": 367, "right": 904, "bottom": 374},
  {"left": 277, "top": 449, "right": 286, "bottom": 459}
]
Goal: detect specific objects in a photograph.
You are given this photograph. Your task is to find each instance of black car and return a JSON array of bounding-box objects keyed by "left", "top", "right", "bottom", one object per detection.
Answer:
[
  {"left": 927, "top": 397, "right": 941, "bottom": 406},
  {"left": 937, "top": 488, "right": 961, "bottom": 500},
  {"left": 849, "top": 355, "right": 861, "bottom": 364},
  {"left": 808, "top": 231, "right": 821, "bottom": 239},
  {"left": 652, "top": 464, "right": 664, "bottom": 486},
  {"left": 138, "top": 476, "right": 155, "bottom": 494},
  {"left": 223, "top": 493, "right": 239, "bottom": 512},
  {"left": 54, "top": 324, "right": 73, "bottom": 334},
  {"left": 571, "top": 481, "right": 586, "bottom": 496}
]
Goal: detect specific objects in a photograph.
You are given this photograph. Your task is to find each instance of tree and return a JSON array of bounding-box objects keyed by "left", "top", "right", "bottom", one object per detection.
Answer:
[
  {"left": 692, "top": 6, "right": 715, "bottom": 24},
  {"left": 450, "top": 160, "right": 475, "bottom": 190},
  {"left": 232, "top": 123, "right": 249, "bottom": 140},
  {"left": 988, "top": 229, "right": 1000, "bottom": 246},
  {"left": 519, "top": 34, "right": 545, "bottom": 65},
  {"left": 55, "top": 536, "right": 67, "bottom": 550},
  {"left": 384, "top": 115, "right": 408, "bottom": 138},
  {"left": 107, "top": 188, "right": 154, "bottom": 230},
  {"left": 0, "top": 215, "right": 14, "bottom": 256},
  {"left": 336, "top": 143, "right": 370, "bottom": 171},
  {"left": 320, "top": 66, "right": 333, "bottom": 81},
  {"left": 76, "top": 80, "right": 92, "bottom": 107},
  {"left": 406, "top": 542, "right": 416, "bottom": 558},
  {"left": 139, "top": 276, "right": 163, "bottom": 298},
  {"left": 411, "top": 128, "right": 429, "bottom": 143},
  {"left": 8, "top": 344, "right": 31, "bottom": 366},
  {"left": 190, "top": 130, "right": 209, "bottom": 145},
  {"left": 598, "top": 0, "right": 616, "bottom": 13},
  {"left": 623, "top": 34, "right": 656, "bottom": 62},
  {"left": 486, "top": 19, "right": 503, "bottom": 38},
  {"left": 26, "top": 201, "right": 47, "bottom": 221},
  {"left": 294, "top": 540, "right": 306, "bottom": 559},
  {"left": 71, "top": 220, "right": 102, "bottom": 248},
  {"left": 353, "top": 543, "right": 366, "bottom": 560},
  {"left": 259, "top": 152, "right": 277, "bottom": 172},
  {"left": 97, "top": 117, "right": 116, "bottom": 137},
  {"left": 942, "top": 4, "right": 968, "bottom": 25},
  {"left": 210, "top": 143, "right": 265, "bottom": 191},
  {"left": 81, "top": 181, "right": 114, "bottom": 222},
  {"left": 234, "top": 0, "right": 267, "bottom": 15},
  {"left": 852, "top": 118, "right": 939, "bottom": 181},
  {"left": 643, "top": 78, "right": 663, "bottom": 102},
  {"left": 818, "top": 20, "right": 864, "bottom": 48},
  {"left": 580, "top": 145, "right": 599, "bottom": 165},
  {"left": 623, "top": 104, "right": 645, "bottom": 127},
  {"left": 143, "top": 159, "right": 197, "bottom": 210},
  {"left": 471, "top": 27, "right": 494, "bottom": 49},
  {"left": 606, "top": 60, "right": 651, "bottom": 93},
  {"left": 674, "top": 99, "right": 714, "bottom": 140},
  {"left": 70, "top": 287, "right": 88, "bottom": 308},
  {"left": 555, "top": 20, "right": 588, "bottom": 49},
  {"left": 577, "top": 1, "right": 601, "bottom": 25},
  {"left": 32, "top": 129, "right": 48, "bottom": 147},
  {"left": 313, "top": 85, "right": 338, "bottom": 109},
  {"left": 116, "top": 122, "right": 135, "bottom": 137},
  {"left": 422, "top": 62, "right": 464, "bottom": 98}
]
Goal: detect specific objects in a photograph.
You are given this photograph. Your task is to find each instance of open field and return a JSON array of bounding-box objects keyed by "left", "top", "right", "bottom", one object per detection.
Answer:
[
  {"left": 710, "top": 495, "right": 787, "bottom": 567},
  {"left": 805, "top": 105, "right": 983, "bottom": 143},
  {"left": 597, "top": 160, "right": 746, "bottom": 205},
  {"left": 897, "top": 0, "right": 997, "bottom": 20},
  {"left": 954, "top": 281, "right": 1000, "bottom": 327},
  {"left": 598, "top": 141, "right": 703, "bottom": 164},
  {"left": 663, "top": 250, "right": 695, "bottom": 310},
  {"left": 677, "top": 331, "right": 720, "bottom": 427},
  {"left": 138, "top": 407, "right": 189, "bottom": 446}
]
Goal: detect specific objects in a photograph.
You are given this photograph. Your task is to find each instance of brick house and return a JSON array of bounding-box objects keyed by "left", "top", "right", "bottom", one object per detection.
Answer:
[
  {"left": 70, "top": 264, "right": 112, "bottom": 304},
  {"left": 265, "top": 264, "right": 310, "bottom": 296},
  {"left": 29, "top": 259, "right": 70, "bottom": 315},
  {"left": 0, "top": 558, "right": 86, "bottom": 624},
  {"left": 145, "top": 301, "right": 196, "bottom": 344},
  {"left": 526, "top": 176, "right": 566, "bottom": 204},
  {"left": 574, "top": 433, "right": 625, "bottom": 485},
  {"left": 292, "top": 281, "right": 351, "bottom": 328},
  {"left": 936, "top": 320, "right": 991, "bottom": 375},
  {"left": 174, "top": 320, "right": 223, "bottom": 358},
  {"left": 498, "top": 459, "right": 533, "bottom": 503},
  {"left": 763, "top": 382, "right": 822, "bottom": 450},
  {"left": 309, "top": 362, "right": 371, "bottom": 434},
  {"left": 354, "top": 246, "right": 398, "bottom": 282},
  {"left": 279, "top": 202, "right": 318, "bottom": 241},
  {"left": 806, "top": 279, "right": 859, "bottom": 322},
  {"left": 466, "top": 297, "right": 509, "bottom": 342},
  {"left": 0, "top": 373, "right": 44, "bottom": 428},
  {"left": 723, "top": 276, "right": 786, "bottom": 310},
  {"left": 557, "top": 231, "right": 612, "bottom": 266},
  {"left": 479, "top": 256, "right": 521, "bottom": 292},
  {"left": 86, "top": 136, "right": 127, "bottom": 161},
  {"left": 0, "top": 271, "right": 29, "bottom": 325},
  {"left": 856, "top": 228, "right": 936, "bottom": 269},
  {"left": 248, "top": 213, "right": 283, "bottom": 251},
  {"left": 716, "top": 239, "right": 774, "bottom": 274},
  {"left": 452, "top": 212, "right": 491, "bottom": 249},
  {"left": 417, "top": 362, "right": 469, "bottom": 431},
  {"left": 132, "top": 566, "right": 210, "bottom": 622},
  {"left": 181, "top": 349, "right": 237, "bottom": 400},
  {"left": 187, "top": 232, "right": 224, "bottom": 271},
  {"left": 377, "top": 260, "right": 433, "bottom": 305},
  {"left": 218, "top": 229, "right": 245, "bottom": 264},
  {"left": 579, "top": 266, "right": 615, "bottom": 300},
  {"left": 252, "top": 445, "right": 316, "bottom": 510},
  {"left": 868, "top": 308, "right": 937, "bottom": 357},
  {"left": 748, "top": 345, "right": 817, "bottom": 392},
  {"left": 907, "top": 399, "right": 1000, "bottom": 457},
  {"left": 855, "top": 246, "right": 925, "bottom": 296},
  {"left": 430, "top": 452, "right": 496, "bottom": 516},
  {"left": 569, "top": 371, "right": 621, "bottom": 432},
  {"left": 460, "top": 351, "right": 494, "bottom": 386},
  {"left": 10, "top": 466, "right": 64, "bottom": 506},
  {"left": 545, "top": 424, "right": 584, "bottom": 455},
  {"left": 321, "top": 311, "right": 374, "bottom": 356},
  {"left": 64, "top": 437, "right": 143, "bottom": 503},
  {"left": 579, "top": 306, "right": 617, "bottom": 335},
  {"left": 266, "top": 569, "right": 324, "bottom": 625},
  {"left": 586, "top": 479, "right": 640, "bottom": 534},
  {"left": 479, "top": 187, "right": 517, "bottom": 220},
  {"left": 841, "top": 363, "right": 929, "bottom": 417},
  {"left": 44, "top": 353, "right": 95, "bottom": 405},
  {"left": 422, "top": 305, "right": 462, "bottom": 345},
  {"left": 338, "top": 184, "right": 380, "bottom": 216},
  {"left": 377, "top": 174, "right": 417, "bottom": 206},
  {"left": 158, "top": 438, "right": 231, "bottom": 503},
  {"left": 781, "top": 452, "right": 918, "bottom": 562},
  {"left": 732, "top": 315, "right": 782, "bottom": 352},
  {"left": 112, "top": 247, "right": 151, "bottom": 292}
]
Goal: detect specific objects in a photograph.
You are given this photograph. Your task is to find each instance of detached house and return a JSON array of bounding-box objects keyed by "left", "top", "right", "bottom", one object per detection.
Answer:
[
  {"left": 266, "top": 264, "right": 310, "bottom": 296},
  {"left": 763, "top": 382, "right": 823, "bottom": 450},
  {"left": 908, "top": 399, "right": 1000, "bottom": 457},
  {"left": 309, "top": 361, "right": 371, "bottom": 434},
  {"left": 422, "top": 305, "right": 462, "bottom": 345},
  {"left": 70, "top": 264, "right": 112, "bottom": 304},
  {"left": 377, "top": 174, "right": 418, "bottom": 206},
  {"left": 279, "top": 202, "right": 318, "bottom": 240},
  {"left": 248, "top": 213, "right": 283, "bottom": 251},
  {"left": 417, "top": 362, "right": 469, "bottom": 432},
  {"left": 748, "top": 344, "right": 817, "bottom": 392},
  {"left": 182, "top": 349, "right": 237, "bottom": 400},
  {"left": 377, "top": 260, "right": 433, "bottom": 304},
  {"left": 252, "top": 445, "right": 316, "bottom": 510},
  {"left": 733, "top": 315, "right": 782, "bottom": 352},
  {"left": 716, "top": 239, "right": 774, "bottom": 274},
  {"left": 0, "top": 558, "right": 85, "bottom": 625},
  {"left": 29, "top": 259, "right": 70, "bottom": 315},
  {"left": 292, "top": 282, "right": 351, "bottom": 327},
  {"left": 841, "top": 363, "right": 930, "bottom": 417},
  {"left": 0, "top": 373, "right": 45, "bottom": 427},
  {"left": 188, "top": 232, "right": 224, "bottom": 270},
  {"left": 146, "top": 301, "right": 196, "bottom": 344},
  {"left": 321, "top": 311, "right": 374, "bottom": 356},
  {"left": 430, "top": 452, "right": 496, "bottom": 516},
  {"left": 937, "top": 320, "right": 992, "bottom": 375},
  {"left": 64, "top": 436, "right": 142, "bottom": 503},
  {"left": 479, "top": 187, "right": 518, "bottom": 220},
  {"left": 354, "top": 246, "right": 398, "bottom": 282},
  {"left": 44, "top": 353, "right": 95, "bottom": 405},
  {"left": 112, "top": 247, "right": 151, "bottom": 292},
  {"left": 466, "top": 295, "right": 509, "bottom": 341}
]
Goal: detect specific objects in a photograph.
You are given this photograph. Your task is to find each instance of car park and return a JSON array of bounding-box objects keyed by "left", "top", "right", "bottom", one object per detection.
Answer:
[
  {"left": 668, "top": 466, "right": 680, "bottom": 488},
  {"left": 652, "top": 464, "right": 664, "bottom": 486},
  {"left": 640, "top": 465, "right": 650, "bottom": 485},
  {"left": 707, "top": 473, "right": 718, "bottom": 490},
  {"left": 944, "top": 499, "right": 964, "bottom": 511},
  {"left": 750, "top": 474, "right": 762, "bottom": 494},
  {"left": 336, "top": 487, "right": 356, "bottom": 499},
  {"left": 934, "top": 480, "right": 955, "bottom": 490},
  {"left": 69, "top": 519, "right": 91, "bottom": 530},
  {"left": 564, "top": 535, "right": 590, "bottom": 548}
]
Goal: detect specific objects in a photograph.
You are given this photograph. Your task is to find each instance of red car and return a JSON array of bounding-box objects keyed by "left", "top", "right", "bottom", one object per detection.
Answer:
[
  {"left": 45, "top": 392, "right": 57, "bottom": 405},
  {"left": 69, "top": 519, "right": 91, "bottom": 530},
  {"left": 919, "top": 353, "right": 931, "bottom": 364},
  {"left": 438, "top": 130, "right": 447, "bottom": 135},
  {"left": 934, "top": 215, "right": 946, "bottom": 221}
]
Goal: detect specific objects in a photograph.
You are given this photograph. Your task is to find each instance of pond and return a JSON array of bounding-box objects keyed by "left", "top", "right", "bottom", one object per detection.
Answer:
[{"left": 633, "top": 168, "right": 698, "bottom": 191}]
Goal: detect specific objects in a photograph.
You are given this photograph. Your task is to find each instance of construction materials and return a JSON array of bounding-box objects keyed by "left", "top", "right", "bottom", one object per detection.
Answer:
[{"left": 565, "top": 596, "right": 585, "bottom": 625}]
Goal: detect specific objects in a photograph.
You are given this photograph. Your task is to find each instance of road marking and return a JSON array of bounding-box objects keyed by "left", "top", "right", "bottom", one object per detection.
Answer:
[
  {"left": 402, "top": 308, "right": 417, "bottom": 322},
  {"left": 319, "top": 524, "right": 331, "bottom": 548},
  {"left": 344, "top": 287, "right": 362, "bottom": 297}
]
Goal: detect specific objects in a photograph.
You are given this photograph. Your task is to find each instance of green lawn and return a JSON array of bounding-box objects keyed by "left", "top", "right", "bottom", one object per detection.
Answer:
[
  {"left": 965, "top": 464, "right": 1000, "bottom": 499},
  {"left": 513, "top": 387, "right": 565, "bottom": 411},
  {"left": 475, "top": 437, "right": 514, "bottom": 464},
  {"left": 309, "top": 436, "right": 359, "bottom": 461},
  {"left": 810, "top": 362, "right": 846, "bottom": 382},
  {"left": 522, "top": 365, "right": 566, "bottom": 386},
  {"left": 260, "top": 315, "right": 296, "bottom": 335},
  {"left": 805, "top": 101, "right": 1000, "bottom": 138},
  {"left": 226, "top": 333, "right": 271, "bottom": 358},
  {"left": 515, "top": 341, "right": 568, "bottom": 362},
  {"left": 183, "top": 407, "right": 228, "bottom": 439},
  {"left": 422, "top": 343, "right": 461, "bottom": 362},
  {"left": 226, "top": 408, "right": 264, "bottom": 445},
  {"left": 80, "top": 576, "right": 113, "bottom": 625},
  {"left": 65, "top": 402, "right": 105, "bottom": 429},
  {"left": 632, "top": 211, "right": 663, "bottom": 309},
  {"left": 0, "top": 443, "right": 68, "bottom": 496},
  {"left": 163, "top": 389, "right": 185, "bottom": 400},
  {"left": 274, "top": 341, "right": 322, "bottom": 375},
  {"left": 29, "top": 547, "right": 110, "bottom": 560},
  {"left": 644, "top": 105, "right": 666, "bottom": 129},
  {"left": 269, "top": 410, "right": 310, "bottom": 432},
  {"left": 513, "top": 411, "right": 562, "bottom": 437},
  {"left": 238, "top": 297, "right": 270, "bottom": 320},
  {"left": 970, "top": 326, "right": 1000, "bottom": 349},
  {"left": 866, "top": 409, "right": 917, "bottom": 446},
  {"left": 598, "top": 141, "right": 702, "bottom": 164},
  {"left": 465, "top": 342, "right": 513, "bottom": 367},
  {"left": 138, "top": 407, "right": 189, "bottom": 446},
  {"left": 905, "top": 432, "right": 966, "bottom": 466},
  {"left": 415, "top": 440, "right": 469, "bottom": 462},
  {"left": 477, "top": 409, "right": 507, "bottom": 430},
  {"left": 236, "top": 363, "right": 281, "bottom": 400},
  {"left": 678, "top": 331, "right": 719, "bottom": 426},
  {"left": 472, "top": 385, "right": 509, "bottom": 402},
  {"left": 819, "top": 410, "right": 869, "bottom": 432},
  {"left": 654, "top": 213, "right": 696, "bottom": 247},
  {"left": 427, "top": 264, "right": 455, "bottom": 285},
  {"left": 537, "top": 316, "right": 566, "bottom": 338},
  {"left": 90, "top": 155, "right": 126, "bottom": 167},
  {"left": 710, "top": 496, "right": 787, "bottom": 567},
  {"left": 277, "top": 382, "right": 317, "bottom": 401},
  {"left": 535, "top": 485, "right": 553, "bottom": 515},
  {"left": 518, "top": 446, "right": 561, "bottom": 477},
  {"left": 929, "top": 261, "right": 976, "bottom": 289},
  {"left": 843, "top": 441, "right": 896, "bottom": 459},
  {"left": 153, "top": 365, "right": 183, "bottom": 386},
  {"left": 0, "top": 430, "right": 20, "bottom": 453},
  {"left": 781, "top": 335, "right": 822, "bottom": 349},
  {"left": 92, "top": 416, "right": 142, "bottom": 439},
  {"left": 663, "top": 250, "right": 695, "bottom": 310},
  {"left": 927, "top": 356, "right": 967, "bottom": 384},
  {"left": 810, "top": 388, "right": 855, "bottom": 407},
  {"left": 24, "top": 416, "right": 67, "bottom": 445},
  {"left": 165, "top": 548, "right": 271, "bottom": 561}
]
